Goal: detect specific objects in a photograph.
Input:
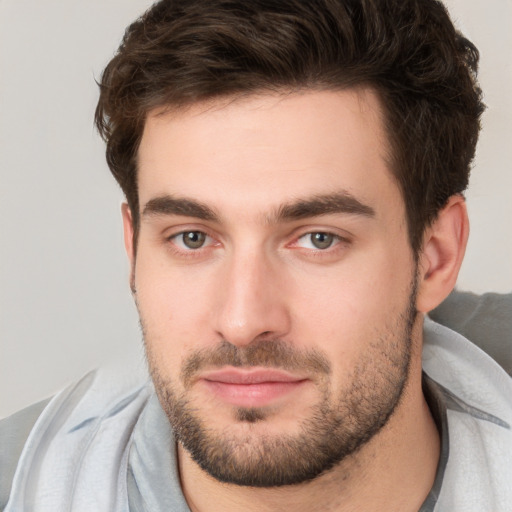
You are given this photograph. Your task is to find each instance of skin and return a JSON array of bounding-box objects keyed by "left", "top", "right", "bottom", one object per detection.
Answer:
[{"left": 122, "top": 89, "right": 469, "bottom": 511}]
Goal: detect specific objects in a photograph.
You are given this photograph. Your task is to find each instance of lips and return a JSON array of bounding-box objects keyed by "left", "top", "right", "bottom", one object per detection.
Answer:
[{"left": 199, "top": 368, "right": 308, "bottom": 408}]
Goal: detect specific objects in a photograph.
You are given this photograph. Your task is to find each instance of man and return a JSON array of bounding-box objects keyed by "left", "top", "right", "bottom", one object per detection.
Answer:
[{"left": 1, "top": 0, "right": 511, "bottom": 511}]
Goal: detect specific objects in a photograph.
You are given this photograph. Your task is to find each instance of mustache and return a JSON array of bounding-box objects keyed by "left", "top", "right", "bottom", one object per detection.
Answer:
[{"left": 180, "top": 339, "right": 331, "bottom": 388}]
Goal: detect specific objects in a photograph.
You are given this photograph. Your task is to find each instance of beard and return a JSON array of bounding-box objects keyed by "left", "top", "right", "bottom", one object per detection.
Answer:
[{"left": 142, "top": 280, "right": 418, "bottom": 488}]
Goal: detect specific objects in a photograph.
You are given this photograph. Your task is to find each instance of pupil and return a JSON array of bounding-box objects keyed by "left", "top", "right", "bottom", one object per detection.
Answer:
[
  {"left": 312, "top": 232, "right": 333, "bottom": 249},
  {"left": 184, "top": 231, "right": 205, "bottom": 249}
]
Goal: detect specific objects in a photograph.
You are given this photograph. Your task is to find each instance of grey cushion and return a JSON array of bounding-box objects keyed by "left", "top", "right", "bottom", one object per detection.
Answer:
[{"left": 430, "top": 290, "right": 512, "bottom": 375}]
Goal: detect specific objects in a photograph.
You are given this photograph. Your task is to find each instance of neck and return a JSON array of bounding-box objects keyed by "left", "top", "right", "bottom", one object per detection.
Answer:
[{"left": 178, "top": 321, "right": 440, "bottom": 512}]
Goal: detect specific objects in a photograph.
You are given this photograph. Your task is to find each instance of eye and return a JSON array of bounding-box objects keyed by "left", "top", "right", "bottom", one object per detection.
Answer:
[
  {"left": 171, "top": 231, "right": 211, "bottom": 250},
  {"left": 296, "top": 232, "right": 339, "bottom": 250}
]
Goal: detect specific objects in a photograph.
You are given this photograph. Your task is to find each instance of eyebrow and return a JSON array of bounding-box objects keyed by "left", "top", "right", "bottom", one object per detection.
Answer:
[
  {"left": 141, "top": 191, "right": 375, "bottom": 223},
  {"left": 142, "top": 196, "right": 218, "bottom": 221},
  {"left": 275, "top": 192, "right": 375, "bottom": 221}
]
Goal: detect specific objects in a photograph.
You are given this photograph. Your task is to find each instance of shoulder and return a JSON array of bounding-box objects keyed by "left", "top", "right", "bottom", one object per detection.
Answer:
[
  {"left": 423, "top": 319, "right": 512, "bottom": 510},
  {"left": 422, "top": 317, "right": 512, "bottom": 424},
  {"left": 0, "top": 398, "right": 51, "bottom": 510},
  {"left": 0, "top": 366, "right": 150, "bottom": 511}
]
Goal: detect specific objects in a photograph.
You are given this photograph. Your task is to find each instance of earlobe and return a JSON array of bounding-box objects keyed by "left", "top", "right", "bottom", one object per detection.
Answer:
[{"left": 416, "top": 195, "right": 469, "bottom": 313}]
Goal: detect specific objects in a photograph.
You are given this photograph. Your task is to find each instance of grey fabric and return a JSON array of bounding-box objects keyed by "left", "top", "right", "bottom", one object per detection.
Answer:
[
  {"left": 421, "top": 317, "right": 512, "bottom": 510},
  {"left": 418, "top": 375, "right": 450, "bottom": 512},
  {"left": 2, "top": 370, "right": 150, "bottom": 512},
  {"left": 0, "top": 398, "right": 51, "bottom": 511},
  {"left": 430, "top": 290, "right": 512, "bottom": 375},
  {"left": 127, "top": 393, "right": 190, "bottom": 512}
]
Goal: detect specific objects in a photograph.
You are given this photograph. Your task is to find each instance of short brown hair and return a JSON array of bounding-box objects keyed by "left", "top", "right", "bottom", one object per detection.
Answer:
[{"left": 95, "top": 0, "right": 484, "bottom": 253}]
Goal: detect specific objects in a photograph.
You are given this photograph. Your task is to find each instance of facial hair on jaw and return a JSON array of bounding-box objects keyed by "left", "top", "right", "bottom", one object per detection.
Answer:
[{"left": 141, "top": 280, "right": 418, "bottom": 488}]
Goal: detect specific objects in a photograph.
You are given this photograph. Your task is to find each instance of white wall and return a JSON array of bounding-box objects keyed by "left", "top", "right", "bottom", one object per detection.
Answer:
[
  {"left": 444, "top": 0, "right": 512, "bottom": 295},
  {"left": 1, "top": 0, "right": 511, "bottom": 418}
]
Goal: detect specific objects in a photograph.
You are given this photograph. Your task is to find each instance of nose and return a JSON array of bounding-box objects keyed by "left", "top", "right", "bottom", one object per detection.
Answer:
[{"left": 212, "top": 248, "right": 291, "bottom": 347}]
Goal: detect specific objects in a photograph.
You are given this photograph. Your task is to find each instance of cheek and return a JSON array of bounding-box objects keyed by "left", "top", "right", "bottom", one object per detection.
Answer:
[
  {"left": 288, "top": 242, "right": 414, "bottom": 369},
  {"left": 133, "top": 253, "right": 216, "bottom": 366},
  {"left": 135, "top": 242, "right": 212, "bottom": 312}
]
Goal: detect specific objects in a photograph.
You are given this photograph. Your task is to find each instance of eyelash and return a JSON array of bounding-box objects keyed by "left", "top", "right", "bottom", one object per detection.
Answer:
[
  {"left": 288, "top": 232, "right": 351, "bottom": 261},
  {"left": 164, "top": 229, "right": 351, "bottom": 259},
  {"left": 165, "top": 230, "right": 218, "bottom": 258},
  {"left": 294, "top": 232, "right": 344, "bottom": 250}
]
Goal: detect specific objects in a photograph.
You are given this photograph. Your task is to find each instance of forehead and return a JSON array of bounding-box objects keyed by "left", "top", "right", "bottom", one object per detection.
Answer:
[{"left": 137, "top": 89, "right": 401, "bottom": 221}]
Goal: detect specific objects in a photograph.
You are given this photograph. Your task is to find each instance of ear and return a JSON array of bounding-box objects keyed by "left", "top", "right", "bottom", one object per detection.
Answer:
[
  {"left": 416, "top": 195, "right": 469, "bottom": 313},
  {"left": 121, "top": 203, "right": 136, "bottom": 289}
]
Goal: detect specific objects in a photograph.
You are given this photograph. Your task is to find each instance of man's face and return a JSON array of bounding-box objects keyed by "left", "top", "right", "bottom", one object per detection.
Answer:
[{"left": 129, "top": 90, "right": 419, "bottom": 486}]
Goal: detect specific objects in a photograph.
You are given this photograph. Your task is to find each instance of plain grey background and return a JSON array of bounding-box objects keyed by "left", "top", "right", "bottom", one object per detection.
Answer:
[{"left": 1, "top": 0, "right": 511, "bottom": 418}]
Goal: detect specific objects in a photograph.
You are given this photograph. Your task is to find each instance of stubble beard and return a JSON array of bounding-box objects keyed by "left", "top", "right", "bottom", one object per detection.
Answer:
[{"left": 142, "top": 281, "right": 418, "bottom": 488}]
